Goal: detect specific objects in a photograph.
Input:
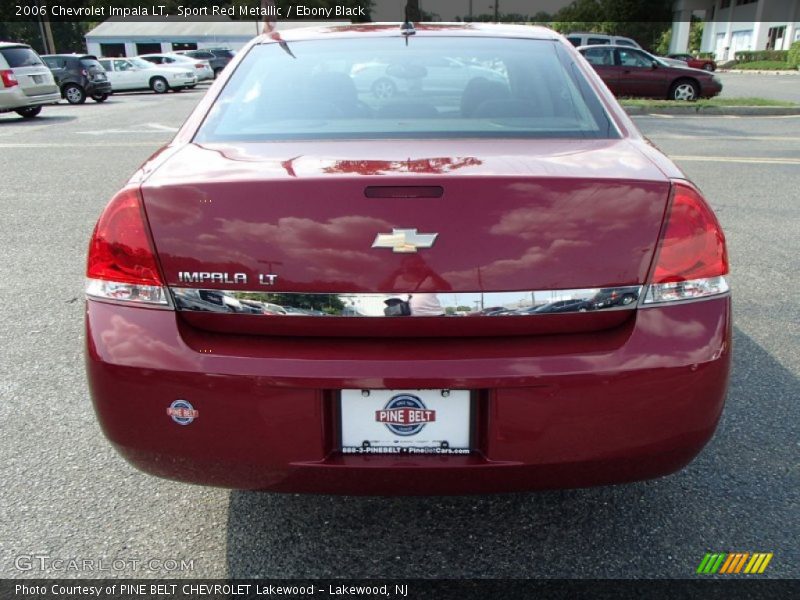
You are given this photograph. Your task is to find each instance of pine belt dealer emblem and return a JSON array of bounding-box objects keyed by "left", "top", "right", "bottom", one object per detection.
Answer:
[
  {"left": 372, "top": 228, "right": 438, "bottom": 253},
  {"left": 167, "top": 399, "right": 198, "bottom": 425},
  {"left": 375, "top": 393, "right": 436, "bottom": 436}
]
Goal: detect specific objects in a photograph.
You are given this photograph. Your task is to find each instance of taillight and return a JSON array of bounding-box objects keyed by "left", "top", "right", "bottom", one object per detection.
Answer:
[
  {"left": 1, "top": 69, "right": 18, "bottom": 88},
  {"left": 643, "top": 181, "right": 729, "bottom": 304},
  {"left": 195, "top": 63, "right": 204, "bottom": 69},
  {"left": 85, "top": 188, "right": 170, "bottom": 306}
]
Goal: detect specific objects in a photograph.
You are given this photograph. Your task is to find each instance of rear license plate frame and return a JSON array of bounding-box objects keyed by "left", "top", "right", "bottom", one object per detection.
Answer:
[{"left": 339, "top": 389, "right": 475, "bottom": 456}]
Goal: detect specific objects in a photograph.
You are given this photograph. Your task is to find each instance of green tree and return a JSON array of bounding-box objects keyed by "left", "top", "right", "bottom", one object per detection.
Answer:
[
  {"left": 653, "top": 27, "right": 672, "bottom": 56},
  {"left": 689, "top": 19, "right": 704, "bottom": 54},
  {"left": 551, "top": 0, "right": 673, "bottom": 52}
]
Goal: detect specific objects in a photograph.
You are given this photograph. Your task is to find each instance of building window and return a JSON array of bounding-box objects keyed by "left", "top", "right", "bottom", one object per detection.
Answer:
[
  {"left": 171, "top": 42, "right": 198, "bottom": 51},
  {"left": 99, "top": 43, "right": 126, "bottom": 57},
  {"left": 720, "top": 0, "right": 730, "bottom": 8},
  {"left": 136, "top": 43, "right": 162, "bottom": 55},
  {"left": 735, "top": 0, "right": 757, "bottom": 5},
  {"left": 766, "top": 26, "right": 786, "bottom": 50}
]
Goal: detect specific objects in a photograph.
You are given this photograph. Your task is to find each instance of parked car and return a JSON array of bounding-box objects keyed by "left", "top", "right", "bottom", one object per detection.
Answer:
[
  {"left": 138, "top": 52, "right": 214, "bottom": 81},
  {"left": 530, "top": 299, "right": 593, "bottom": 313},
  {"left": 351, "top": 56, "right": 507, "bottom": 100},
  {"left": 85, "top": 24, "right": 730, "bottom": 495},
  {"left": 97, "top": 57, "right": 196, "bottom": 94},
  {"left": 0, "top": 42, "right": 60, "bottom": 118},
  {"left": 668, "top": 53, "right": 717, "bottom": 71},
  {"left": 579, "top": 44, "right": 722, "bottom": 100},
  {"left": 659, "top": 56, "right": 695, "bottom": 69},
  {"left": 589, "top": 288, "right": 638, "bottom": 309},
  {"left": 566, "top": 32, "right": 640, "bottom": 48},
  {"left": 175, "top": 48, "right": 234, "bottom": 78},
  {"left": 41, "top": 54, "right": 112, "bottom": 104}
]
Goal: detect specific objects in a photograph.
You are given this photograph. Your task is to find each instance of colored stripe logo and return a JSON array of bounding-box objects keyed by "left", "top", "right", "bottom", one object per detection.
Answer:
[{"left": 697, "top": 552, "right": 773, "bottom": 574}]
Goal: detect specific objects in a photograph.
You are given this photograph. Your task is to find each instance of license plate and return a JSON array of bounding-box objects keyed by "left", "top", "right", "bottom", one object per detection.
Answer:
[
  {"left": 340, "top": 389, "right": 471, "bottom": 455},
  {"left": 32, "top": 75, "right": 43, "bottom": 83}
]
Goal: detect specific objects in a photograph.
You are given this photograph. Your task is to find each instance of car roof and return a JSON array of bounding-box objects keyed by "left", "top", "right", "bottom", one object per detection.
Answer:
[
  {"left": 252, "top": 22, "right": 560, "bottom": 44},
  {"left": 578, "top": 44, "right": 648, "bottom": 50},
  {"left": 43, "top": 53, "right": 98, "bottom": 60},
  {"left": 0, "top": 42, "right": 32, "bottom": 49},
  {"left": 567, "top": 33, "right": 633, "bottom": 38}
]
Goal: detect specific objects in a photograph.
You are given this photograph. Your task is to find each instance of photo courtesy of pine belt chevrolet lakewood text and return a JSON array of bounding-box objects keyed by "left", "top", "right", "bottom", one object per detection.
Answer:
[{"left": 85, "top": 23, "right": 731, "bottom": 495}]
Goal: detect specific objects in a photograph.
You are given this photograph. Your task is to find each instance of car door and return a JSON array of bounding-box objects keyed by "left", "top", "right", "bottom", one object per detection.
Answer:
[
  {"left": 100, "top": 59, "right": 126, "bottom": 89},
  {"left": 615, "top": 48, "right": 666, "bottom": 98},
  {"left": 580, "top": 47, "right": 621, "bottom": 94},
  {"left": 98, "top": 59, "right": 118, "bottom": 88},
  {"left": 113, "top": 59, "right": 146, "bottom": 90}
]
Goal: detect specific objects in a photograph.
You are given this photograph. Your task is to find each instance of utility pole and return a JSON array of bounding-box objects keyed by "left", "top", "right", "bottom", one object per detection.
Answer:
[
  {"left": 43, "top": 14, "right": 55, "bottom": 53},
  {"left": 494, "top": 0, "right": 499, "bottom": 21},
  {"left": 37, "top": 17, "right": 47, "bottom": 54}
]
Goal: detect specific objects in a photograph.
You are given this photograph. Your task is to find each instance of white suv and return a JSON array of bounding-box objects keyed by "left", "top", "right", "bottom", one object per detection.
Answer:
[
  {"left": 0, "top": 42, "right": 60, "bottom": 118},
  {"left": 566, "top": 33, "right": 641, "bottom": 49}
]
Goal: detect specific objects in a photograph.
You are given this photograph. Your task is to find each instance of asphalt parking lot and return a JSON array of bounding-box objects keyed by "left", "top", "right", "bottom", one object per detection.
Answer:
[
  {"left": 0, "top": 87, "right": 798, "bottom": 580},
  {"left": 718, "top": 71, "right": 800, "bottom": 103}
]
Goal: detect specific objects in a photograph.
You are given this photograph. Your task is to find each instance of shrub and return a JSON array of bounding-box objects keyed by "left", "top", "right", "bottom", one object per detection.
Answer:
[
  {"left": 734, "top": 50, "right": 789, "bottom": 63},
  {"left": 697, "top": 52, "right": 715, "bottom": 59},
  {"left": 734, "top": 60, "right": 795, "bottom": 70},
  {"left": 789, "top": 41, "right": 800, "bottom": 69}
]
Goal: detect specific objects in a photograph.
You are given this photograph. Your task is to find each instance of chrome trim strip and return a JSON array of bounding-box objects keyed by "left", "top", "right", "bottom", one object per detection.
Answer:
[{"left": 170, "top": 285, "right": 643, "bottom": 317}]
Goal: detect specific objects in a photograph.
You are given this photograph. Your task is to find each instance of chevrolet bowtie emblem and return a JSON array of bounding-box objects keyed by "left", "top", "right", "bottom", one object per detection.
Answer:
[{"left": 372, "top": 228, "right": 438, "bottom": 253}]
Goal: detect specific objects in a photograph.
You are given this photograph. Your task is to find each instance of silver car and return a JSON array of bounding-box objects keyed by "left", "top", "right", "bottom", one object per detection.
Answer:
[{"left": 0, "top": 43, "right": 60, "bottom": 118}]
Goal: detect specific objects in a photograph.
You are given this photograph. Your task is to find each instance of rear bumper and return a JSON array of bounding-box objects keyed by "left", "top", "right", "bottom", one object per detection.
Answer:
[
  {"left": 86, "top": 80, "right": 112, "bottom": 95},
  {"left": 85, "top": 296, "right": 731, "bottom": 494},
  {"left": 0, "top": 88, "right": 60, "bottom": 111}
]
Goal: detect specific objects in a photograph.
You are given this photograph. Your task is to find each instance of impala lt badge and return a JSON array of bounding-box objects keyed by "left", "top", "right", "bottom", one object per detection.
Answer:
[
  {"left": 178, "top": 272, "right": 247, "bottom": 284},
  {"left": 177, "top": 272, "right": 277, "bottom": 285},
  {"left": 372, "top": 228, "right": 438, "bottom": 253}
]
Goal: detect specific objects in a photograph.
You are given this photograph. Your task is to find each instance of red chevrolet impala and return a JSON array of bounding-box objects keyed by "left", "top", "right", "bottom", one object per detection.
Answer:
[{"left": 85, "top": 23, "right": 730, "bottom": 494}]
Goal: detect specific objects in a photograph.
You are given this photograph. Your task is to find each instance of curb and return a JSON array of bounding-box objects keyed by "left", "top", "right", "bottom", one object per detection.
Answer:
[
  {"left": 623, "top": 105, "right": 800, "bottom": 116},
  {"left": 718, "top": 69, "right": 799, "bottom": 75}
]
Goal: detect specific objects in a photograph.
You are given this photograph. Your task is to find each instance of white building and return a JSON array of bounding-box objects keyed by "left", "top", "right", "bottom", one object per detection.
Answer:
[
  {"left": 670, "top": 0, "right": 800, "bottom": 60},
  {"left": 85, "top": 18, "right": 345, "bottom": 57}
]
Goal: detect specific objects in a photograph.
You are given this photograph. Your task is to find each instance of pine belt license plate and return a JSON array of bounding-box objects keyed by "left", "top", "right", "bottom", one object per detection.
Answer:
[{"left": 340, "top": 389, "right": 471, "bottom": 455}]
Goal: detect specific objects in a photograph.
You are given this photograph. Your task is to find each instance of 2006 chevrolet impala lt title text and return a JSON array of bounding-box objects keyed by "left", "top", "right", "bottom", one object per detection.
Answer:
[{"left": 85, "top": 23, "right": 730, "bottom": 494}]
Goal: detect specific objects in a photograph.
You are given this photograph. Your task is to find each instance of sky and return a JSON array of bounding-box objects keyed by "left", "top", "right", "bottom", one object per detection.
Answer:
[{"left": 370, "top": 0, "right": 576, "bottom": 21}]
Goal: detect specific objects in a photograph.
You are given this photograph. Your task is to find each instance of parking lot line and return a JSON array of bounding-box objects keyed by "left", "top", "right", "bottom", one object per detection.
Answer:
[
  {"left": 0, "top": 142, "right": 162, "bottom": 148},
  {"left": 671, "top": 155, "right": 800, "bottom": 165},
  {"left": 655, "top": 135, "right": 800, "bottom": 142}
]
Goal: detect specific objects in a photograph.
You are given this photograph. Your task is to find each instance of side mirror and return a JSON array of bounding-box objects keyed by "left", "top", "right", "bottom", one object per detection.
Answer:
[{"left": 651, "top": 61, "right": 659, "bottom": 69}]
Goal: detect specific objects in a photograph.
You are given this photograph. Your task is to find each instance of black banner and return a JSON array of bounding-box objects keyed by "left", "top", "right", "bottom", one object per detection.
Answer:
[
  {"left": 3, "top": 579, "right": 800, "bottom": 600},
  {"left": 0, "top": 0, "right": 771, "bottom": 23}
]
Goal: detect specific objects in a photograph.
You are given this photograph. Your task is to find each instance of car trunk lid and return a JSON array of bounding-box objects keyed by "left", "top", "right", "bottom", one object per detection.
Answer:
[{"left": 141, "top": 139, "right": 670, "bottom": 335}]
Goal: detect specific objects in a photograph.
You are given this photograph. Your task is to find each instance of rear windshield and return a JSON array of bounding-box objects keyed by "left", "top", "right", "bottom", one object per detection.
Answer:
[
  {"left": 80, "top": 58, "right": 104, "bottom": 70},
  {"left": 1, "top": 47, "right": 43, "bottom": 68},
  {"left": 195, "top": 37, "right": 618, "bottom": 142}
]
